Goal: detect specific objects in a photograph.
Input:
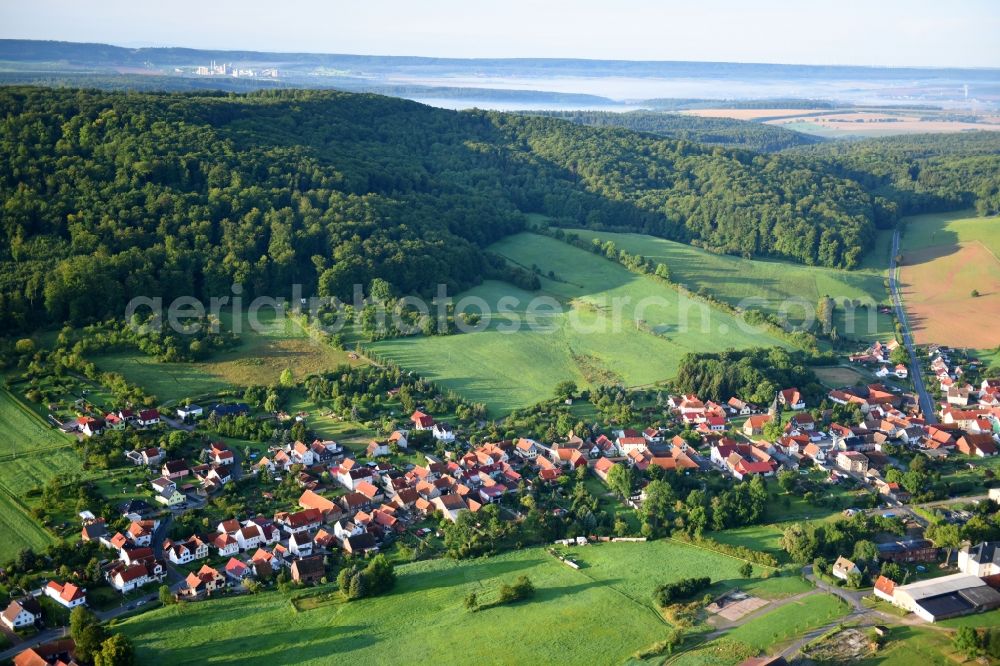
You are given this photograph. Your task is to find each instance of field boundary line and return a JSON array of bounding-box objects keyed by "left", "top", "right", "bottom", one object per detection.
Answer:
[{"left": 663, "top": 536, "right": 782, "bottom": 570}]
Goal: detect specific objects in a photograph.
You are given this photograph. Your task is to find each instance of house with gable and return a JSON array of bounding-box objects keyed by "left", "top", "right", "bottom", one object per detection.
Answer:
[
  {"left": 44, "top": 581, "right": 86, "bottom": 608},
  {"left": 778, "top": 388, "right": 805, "bottom": 410}
]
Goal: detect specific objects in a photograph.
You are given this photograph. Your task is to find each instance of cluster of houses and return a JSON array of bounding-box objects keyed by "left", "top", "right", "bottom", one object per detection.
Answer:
[
  {"left": 871, "top": 539, "right": 1000, "bottom": 622},
  {"left": 849, "top": 339, "right": 908, "bottom": 379},
  {"left": 77, "top": 511, "right": 170, "bottom": 595},
  {"left": 141, "top": 441, "right": 239, "bottom": 506},
  {"left": 68, "top": 408, "right": 161, "bottom": 438},
  {"left": 170, "top": 512, "right": 331, "bottom": 597}
]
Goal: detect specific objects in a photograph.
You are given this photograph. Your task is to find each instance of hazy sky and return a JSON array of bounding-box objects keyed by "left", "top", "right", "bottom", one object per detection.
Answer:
[{"left": 3, "top": 0, "right": 999, "bottom": 67}]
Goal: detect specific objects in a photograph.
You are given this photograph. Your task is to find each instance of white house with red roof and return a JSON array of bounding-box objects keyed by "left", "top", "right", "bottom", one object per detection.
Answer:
[
  {"left": 210, "top": 443, "right": 235, "bottom": 466},
  {"left": 44, "top": 581, "right": 86, "bottom": 608},
  {"left": 77, "top": 416, "right": 105, "bottom": 438},
  {"left": 137, "top": 409, "right": 160, "bottom": 427},
  {"left": 778, "top": 388, "right": 805, "bottom": 410},
  {"left": 515, "top": 438, "right": 540, "bottom": 459}
]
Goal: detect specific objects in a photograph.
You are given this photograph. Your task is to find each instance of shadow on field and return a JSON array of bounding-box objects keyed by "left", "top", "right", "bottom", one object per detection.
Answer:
[
  {"left": 177, "top": 625, "right": 370, "bottom": 665},
  {"left": 404, "top": 557, "right": 548, "bottom": 592}
]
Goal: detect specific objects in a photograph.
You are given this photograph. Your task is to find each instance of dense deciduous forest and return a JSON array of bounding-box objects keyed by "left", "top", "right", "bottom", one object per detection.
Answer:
[
  {"left": 788, "top": 132, "right": 1000, "bottom": 219},
  {"left": 523, "top": 110, "right": 823, "bottom": 152},
  {"left": 1, "top": 86, "right": 995, "bottom": 335}
]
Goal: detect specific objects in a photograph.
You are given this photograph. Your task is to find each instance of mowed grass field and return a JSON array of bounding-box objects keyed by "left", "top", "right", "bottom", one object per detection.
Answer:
[
  {"left": 0, "top": 390, "right": 78, "bottom": 561},
  {"left": 899, "top": 210, "right": 1000, "bottom": 350},
  {"left": 118, "top": 541, "right": 810, "bottom": 665},
  {"left": 564, "top": 229, "right": 894, "bottom": 344},
  {"left": 0, "top": 490, "right": 55, "bottom": 563},
  {"left": 371, "top": 233, "right": 788, "bottom": 415},
  {"left": 93, "top": 311, "right": 363, "bottom": 404},
  {"left": 0, "top": 388, "right": 74, "bottom": 456},
  {"left": 813, "top": 365, "right": 869, "bottom": 388}
]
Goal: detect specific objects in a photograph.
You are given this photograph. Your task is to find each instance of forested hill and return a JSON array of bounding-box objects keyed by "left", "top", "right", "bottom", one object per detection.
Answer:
[
  {"left": 522, "top": 110, "right": 823, "bottom": 152},
  {"left": 0, "top": 87, "right": 876, "bottom": 332},
  {"left": 786, "top": 132, "right": 1000, "bottom": 219}
]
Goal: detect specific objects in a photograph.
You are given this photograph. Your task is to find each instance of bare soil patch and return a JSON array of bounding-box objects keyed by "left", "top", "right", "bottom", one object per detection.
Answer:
[{"left": 706, "top": 591, "right": 769, "bottom": 622}]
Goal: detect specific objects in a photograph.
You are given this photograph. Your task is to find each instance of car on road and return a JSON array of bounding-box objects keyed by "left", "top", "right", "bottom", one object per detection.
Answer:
[{"left": 136, "top": 600, "right": 146, "bottom": 606}]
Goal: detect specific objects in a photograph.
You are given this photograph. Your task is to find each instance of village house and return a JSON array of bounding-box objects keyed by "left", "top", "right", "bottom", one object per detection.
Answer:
[
  {"left": 387, "top": 430, "right": 408, "bottom": 449},
  {"left": 590, "top": 434, "right": 619, "bottom": 458},
  {"left": 108, "top": 560, "right": 165, "bottom": 593},
  {"left": 956, "top": 433, "right": 998, "bottom": 457},
  {"left": 211, "top": 532, "right": 239, "bottom": 557},
  {"left": 298, "top": 489, "right": 342, "bottom": 523},
  {"left": 877, "top": 538, "right": 936, "bottom": 563},
  {"left": 789, "top": 412, "right": 815, "bottom": 431},
  {"left": 778, "top": 388, "right": 805, "bottom": 410},
  {"left": 615, "top": 433, "right": 647, "bottom": 455},
  {"left": 593, "top": 457, "right": 617, "bottom": 482},
  {"left": 176, "top": 404, "right": 203, "bottom": 420},
  {"left": 410, "top": 409, "right": 435, "bottom": 430},
  {"left": 161, "top": 459, "right": 190, "bottom": 480},
  {"left": 80, "top": 519, "right": 107, "bottom": 543},
  {"left": 727, "top": 397, "right": 758, "bottom": 416},
  {"left": 137, "top": 409, "right": 160, "bottom": 427},
  {"left": 432, "top": 422, "right": 456, "bottom": 442},
  {"left": 210, "top": 443, "right": 235, "bottom": 466},
  {"left": 1, "top": 597, "right": 42, "bottom": 630},
  {"left": 44, "top": 581, "right": 86, "bottom": 608},
  {"left": 224, "top": 558, "right": 253, "bottom": 583},
  {"left": 288, "top": 531, "right": 314, "bottom": 557},
  {"left": 432, "top": 494, "right": 470, "bottom": 522},
  {"left": 836, "top": 451, "right": 869, "bottom": 474},
  {"left": 947, "top": 385, "right": 973, "bottom": 407},
  {"left": 104, "top": 412, "right": 128, "bottom": 430},
  {"left": 235, "top": 524, "right": 265, "bottom": 551},
  {"left": 958, "top": 541, "right": 1000, "bottom": 577},
  {"left": 77, "top": 416, "right": 105, "bottom": 438},
  {"left": 711, "top": 442, "right": 776, "bottom": 480},
  {"left": 831, "top": 556, "right": 860, "bottom": 581},
  {"left": 276, "top": 508, "right": 323, "bottom": 535},
  {"left": 290, "top": 556, "right": 325, "bottom": 584},
  {"left": 743, "top": 414, "right": 772, "bottom": 437},
  {"left": 366, "top": 440, "right": 390, "bottom": 458},
  {"left": 184, "top": 565, "right": 226, "bottom": 598},
  {"left": 515, "top": 437, "right": 540, "bottom": 459}
]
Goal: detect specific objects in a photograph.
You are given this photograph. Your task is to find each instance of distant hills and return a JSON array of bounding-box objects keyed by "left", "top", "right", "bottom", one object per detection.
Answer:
[{"left": 2, "top": 39, "right": 999, "bottom": 110}]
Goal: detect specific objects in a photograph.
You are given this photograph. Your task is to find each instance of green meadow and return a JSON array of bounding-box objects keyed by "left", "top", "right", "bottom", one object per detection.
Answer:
[
  {"left": 118, "top": 541, "right": 812, "bottom": 665},
  {"left": 564, "top": 228, "right": 894, "bottom": 343},
  {"left": 0, "top": 390, "right": 78, "bottom": 561},
  {"left": 0, "top": 388, "right": 74, "bottom": 456},
  {"left": 901, "top": 209, "right": 1000, "bottom": 255},
  {"left": 371, "top": 233, "right": 788, "bottom": 415},
  {"left": 92, "top": 310, "right": 362, "bottom": 405}
]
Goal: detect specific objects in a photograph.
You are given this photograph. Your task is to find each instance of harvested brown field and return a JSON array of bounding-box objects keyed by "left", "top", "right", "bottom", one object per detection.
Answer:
[
  {"left": 682, "top": 108, "right": 1000, "bottom": 136},
  {"left": 900, "top": 241, "right": 1000, "bottom": 349},
  {"left": 768, "top": 113, "right": 1000, "bottom": 135}
]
